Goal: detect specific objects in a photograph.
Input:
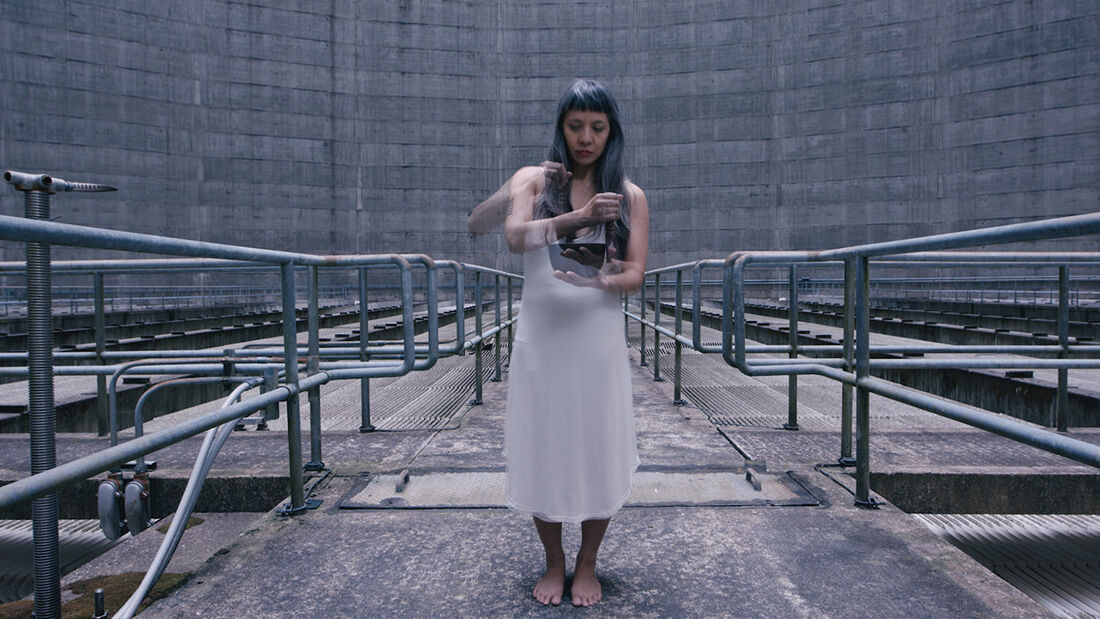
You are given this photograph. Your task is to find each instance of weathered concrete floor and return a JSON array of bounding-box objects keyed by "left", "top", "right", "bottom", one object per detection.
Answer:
[
  {"left": 126, "top": 344, "right": 1058, "bottom": 618},
  {"left": 6, "top": 313, "right": 1098, "bottom": 614}
]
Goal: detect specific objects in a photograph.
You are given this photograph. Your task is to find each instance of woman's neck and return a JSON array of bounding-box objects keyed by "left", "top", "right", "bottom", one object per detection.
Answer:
[{"left": 571, "top": 162, "right": 596, "bottom": 184}]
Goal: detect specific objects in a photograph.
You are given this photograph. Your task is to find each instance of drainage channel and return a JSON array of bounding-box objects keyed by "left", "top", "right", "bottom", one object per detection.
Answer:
[
  {"left": 914, "top": 514, "right": 1100, "bottom": 618},
  {"left": 0, "top": 519, "right": 123, "bottom": 603}
]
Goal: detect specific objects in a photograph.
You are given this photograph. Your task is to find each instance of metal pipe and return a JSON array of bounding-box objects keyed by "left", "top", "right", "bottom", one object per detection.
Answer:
[
  {"left": 358, "top": 268, "right": 373, "bottom": 432},
  {"left": 115, "top": 379, "right": 260, "bottom": 619},
  {"left": 653, "top": 273, "right": 662, "bottom": 381},
  {"left": 786, "top": 264, "right": 799, "bottom": 431},
  {"left": 673, "top": 270, "right": 684, "bottom": 405},
  {"left": 24, "top": 187, "right": 61, "bottom": 619},
  {"left": 0, "top": 373, "right": 327, "bottom": 511},
  {"left": 1057, "top": 265, "right": 1069, "bottom": 432},
  {"left": 280, "top": 263, "right": 306, "bottom": 513},
  {"left": 640, "top": 273, "right": 648, "bottom": 366},
  {"left": 814, "top": 212, "right": 1100, "bottom": 260},
  {"left": 493, "top": 274, "right": 502, "bottom": 382},
  {"left": 472, "top": 271, "right": 483, "bottom": 404},
  {"left": 306, "top": 265, "right": 323, "bottom": 470},
  {"left": 131, "top": 376, "right": 251, "bottom": 472},
  {"left": 854, "top": 256, "right": 873, "bottom": 507},
  {"left": 94, "top": 272, "right": 108, "bottom": 436},
  {"left": 507, "top": 275, "right": 514, "bottom": 364},
  {"left": 841, "top": 259, "right": 854, "bottom": 463}
]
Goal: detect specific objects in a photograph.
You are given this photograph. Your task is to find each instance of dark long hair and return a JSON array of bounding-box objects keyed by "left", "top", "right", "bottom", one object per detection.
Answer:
[{"left": 535, "top": 79, "right": 631, "bottom": 258}]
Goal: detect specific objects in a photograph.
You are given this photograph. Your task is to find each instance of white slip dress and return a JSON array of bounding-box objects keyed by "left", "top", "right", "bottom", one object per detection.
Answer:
[{"left": 504, "top": 227, "right": 639, "bottom": 524}]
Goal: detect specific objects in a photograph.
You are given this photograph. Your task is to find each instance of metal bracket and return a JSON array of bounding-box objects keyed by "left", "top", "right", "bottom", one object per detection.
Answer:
[
  {"left": 782, "top": 422, "right": 800, "bottom": 431},
  {"left": 855, "top": 496, "right": 881, "bottom": 510},
  {"left": 837, "top": 457, "right": 856, "bottom": 467},
  {"left": 304, "top": 460, "right": 325, "bottom": 472},
  {"left": 276, "top": 498, "right": 323, "bottom": 516},
  {"left": 744, "top": 467, "right": 763, "bottom": 492},
  {"left": 395, "top": 469, "right": 411, "bottom": 493}
]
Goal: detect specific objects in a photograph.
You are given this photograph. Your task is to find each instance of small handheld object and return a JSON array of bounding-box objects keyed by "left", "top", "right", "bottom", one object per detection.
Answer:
[{"left": 549, "top": 241, "right": 606, "bottom": 278}]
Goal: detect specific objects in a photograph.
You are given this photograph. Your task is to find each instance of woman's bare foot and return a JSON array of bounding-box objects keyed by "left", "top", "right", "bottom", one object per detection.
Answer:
[
  {"left": 570, "top": 555, "right": 602, "bottom": 607},
  {"left": 533, "top": 557, "right": 566, "bottom": 605}
]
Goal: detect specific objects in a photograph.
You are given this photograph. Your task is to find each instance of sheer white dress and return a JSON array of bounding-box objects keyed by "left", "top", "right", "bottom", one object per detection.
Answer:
[{"left": 504, "top": 231, "right": 638, "bottom": 524}]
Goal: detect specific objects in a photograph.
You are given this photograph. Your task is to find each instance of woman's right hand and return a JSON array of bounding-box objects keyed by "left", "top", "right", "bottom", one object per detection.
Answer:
[{"left": 578, "top": 192, "right": 623, "bottom": 225}]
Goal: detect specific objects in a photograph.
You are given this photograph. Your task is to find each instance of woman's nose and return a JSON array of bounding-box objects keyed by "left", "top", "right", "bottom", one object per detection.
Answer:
[{"left": 579, "top": 129, "right": 592, "bottom": 144}]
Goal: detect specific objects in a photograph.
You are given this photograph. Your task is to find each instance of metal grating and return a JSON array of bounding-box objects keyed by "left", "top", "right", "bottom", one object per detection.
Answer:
[
  {"left": 914, "top": 514, "right": 1100, "bottom": 618},
  {"left": 0, "top": 519, "right": 124, "bottom": 603}
]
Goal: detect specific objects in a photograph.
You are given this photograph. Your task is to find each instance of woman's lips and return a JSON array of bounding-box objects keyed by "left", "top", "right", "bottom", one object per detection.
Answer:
[{"left": 577, "top": 150, "right": 593, "bottom": 157}]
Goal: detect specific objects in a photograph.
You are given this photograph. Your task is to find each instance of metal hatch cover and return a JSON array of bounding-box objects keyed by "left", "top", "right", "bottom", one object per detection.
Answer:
[{"left": 337, "top": 467, "right": 820, "bottom": 510}]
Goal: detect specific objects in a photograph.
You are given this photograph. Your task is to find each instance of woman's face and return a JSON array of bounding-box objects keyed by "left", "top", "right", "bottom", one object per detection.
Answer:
[{"left": 562, "top": 110, "right": 610, "bottom": 167}]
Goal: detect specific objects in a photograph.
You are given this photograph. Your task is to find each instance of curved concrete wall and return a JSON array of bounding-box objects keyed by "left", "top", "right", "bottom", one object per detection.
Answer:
[{"left": 1, "top": 1, "right": 1097, "bottom": 271}]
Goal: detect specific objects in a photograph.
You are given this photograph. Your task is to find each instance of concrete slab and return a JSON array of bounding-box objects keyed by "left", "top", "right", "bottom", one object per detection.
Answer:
[{"left": 139, "top": 475, "right": 1043, "bottom": 618}]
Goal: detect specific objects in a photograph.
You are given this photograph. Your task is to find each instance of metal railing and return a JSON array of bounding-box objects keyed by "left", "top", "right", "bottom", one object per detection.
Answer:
[
  {"left": 0, "top": 180, "right": 522, "bottom": 617},
  {"left": 2, "top": 170, "right": 1097, "bottom": 615},
  {"left": 627, "top": 212, "right": 1100, "bottom": 510}
]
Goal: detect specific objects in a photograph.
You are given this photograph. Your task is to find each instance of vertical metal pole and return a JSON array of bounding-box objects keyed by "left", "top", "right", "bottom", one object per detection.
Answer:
[
  {"left": 25, "top": 189, "right": 61, "bottom": 618},
  {"left": 840, "top": 260, "right": 855, "bottom": 464},
  {"left": 358, "top": 268, "right": 373, "bottom": 432},
  {"left": 472, "top": 271, "right": 483, "bottom": 405},
  {"left": 639, "top": 275, "right": 648, "bottom": 366},
  {"left": 785, "top": 264, "right": 799, "bottom": 430},
  {"left": 623, "top": 292, "right": 629, "bottom": 342},
  {"left": 1057, "top": 265, "right": 1069, "bottom": 432},
  {"left": 507, "top": 276, "right": 514, "bottom": 364},
  {"left": 653, "top": 273, "right": 663, "bottom": 381},
  {"left": 260, "top": 366, "right": 278, "bottom": 430},
  {"left": 492, "top": 274, "right": 502, "bottom": 381},
  {"left": 305, "top": 266, "right": 323, "bottom": 470},
  {"left": 673, "top": 270, "right": 684, "bottom": 405},
  {"left": 854, "top": 256, "right": 875, "bottom": 508},
  {"left": 279, "top": 263, "right": 306, "bottom": 512},
  {"left": 94, "top": 272, "right": 108, "bottom": 436}
]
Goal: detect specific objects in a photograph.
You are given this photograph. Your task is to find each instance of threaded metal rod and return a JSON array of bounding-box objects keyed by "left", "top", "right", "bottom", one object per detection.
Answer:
[{"left": 26, "top": 189, "right": 61, "bottom": 618}]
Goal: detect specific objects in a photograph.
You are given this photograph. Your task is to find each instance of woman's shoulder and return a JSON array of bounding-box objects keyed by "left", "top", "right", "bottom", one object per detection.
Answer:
[
  {"left": 624, "top": 180, "right": 647, "bottom": 204},
  {"left": 510, "top": 166, "right": 547, "bottom": 194}
]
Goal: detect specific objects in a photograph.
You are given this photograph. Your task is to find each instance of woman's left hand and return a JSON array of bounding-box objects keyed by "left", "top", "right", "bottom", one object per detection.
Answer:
[{"left": 552, "top": 246, "right": 624, "bottom": 290}]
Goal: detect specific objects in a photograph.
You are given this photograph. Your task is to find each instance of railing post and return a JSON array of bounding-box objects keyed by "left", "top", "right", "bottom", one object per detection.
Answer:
[
  {"left": 840, "top": 259, "right": 855, "bottom": 465},
  {"left": 639, "top": 274, "right": 648, "bottom": 366},
  {"left": 623, "top": 292, "right": 629, "bottom": 342},
  {"left": 305, "top": 265, "right": 324, "bottom": 470},
  {"left": 358, "top": 267, "right": 373, "bottom": 432},
  {"left": 673, "top": 270, "right": 685, "bottom": 405},
  {"left": 785, "top": 264, "right": 799, "bottom": 431},
  {"left": 492, "top": 274, "right": 502, "bottom": 382},
  {"left": 854, "top": 256, "right": 876, "bottom": 508},
  {"left": 22, "top": 184, "right": 61, "bottom": 618},
  {"left": 94, "top": 272, "right": 108, "bottom": 436},
  {"left": 278, "top": 263, "right": 307, "bottom": 515},
  {"left": 472, "top": 271, "right": 483, "bottom": 405},
  {"left": 5, "top": 170, "right": 114, "bottom": 619},
  {"left": 1057, "top": 264, "right": 1069, "bottom": 432},
  {"left": 653, "top": 273, "right": 663, "bottom": 381},
  {"left": 507, "top": 276, "right": 514, "bottom": 364}
]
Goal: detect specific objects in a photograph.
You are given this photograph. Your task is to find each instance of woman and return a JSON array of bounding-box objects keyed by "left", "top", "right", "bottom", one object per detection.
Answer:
[{"left": 500, "top": 79, "right": 649, "bottom": 607}]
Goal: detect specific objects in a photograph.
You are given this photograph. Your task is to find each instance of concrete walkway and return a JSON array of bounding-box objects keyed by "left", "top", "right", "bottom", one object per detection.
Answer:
[{"left": 129, "top": 341, "right": 1060, "bottom": 617}]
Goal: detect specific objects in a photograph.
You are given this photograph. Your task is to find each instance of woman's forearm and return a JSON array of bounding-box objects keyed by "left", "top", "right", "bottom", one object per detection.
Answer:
[
  {"left": 602, "top": 268, "right": 644, "bottom": 294},
  {"left": 506, "top": 210, "right": 589, "bottom": 253}
]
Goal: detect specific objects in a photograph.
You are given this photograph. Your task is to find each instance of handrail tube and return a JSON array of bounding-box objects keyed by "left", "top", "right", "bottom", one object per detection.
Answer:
[
  {"left": 115, "top": 379, "right": 260, "bottom": 619},
  {"left": 0, "top": 372, "right": 326, "bottom": 510},
  {"left": 131, "top": 376, "right": 252, "bottom": 472},
  {"left": 0, "top": 216, "right": 421, "bottom": 267},
  {"left": 855, "top": 374, "right": 1100, "bottom": 468},
  {"left": 814, "top": 212, "right": 1100, "bottom": 260}
]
